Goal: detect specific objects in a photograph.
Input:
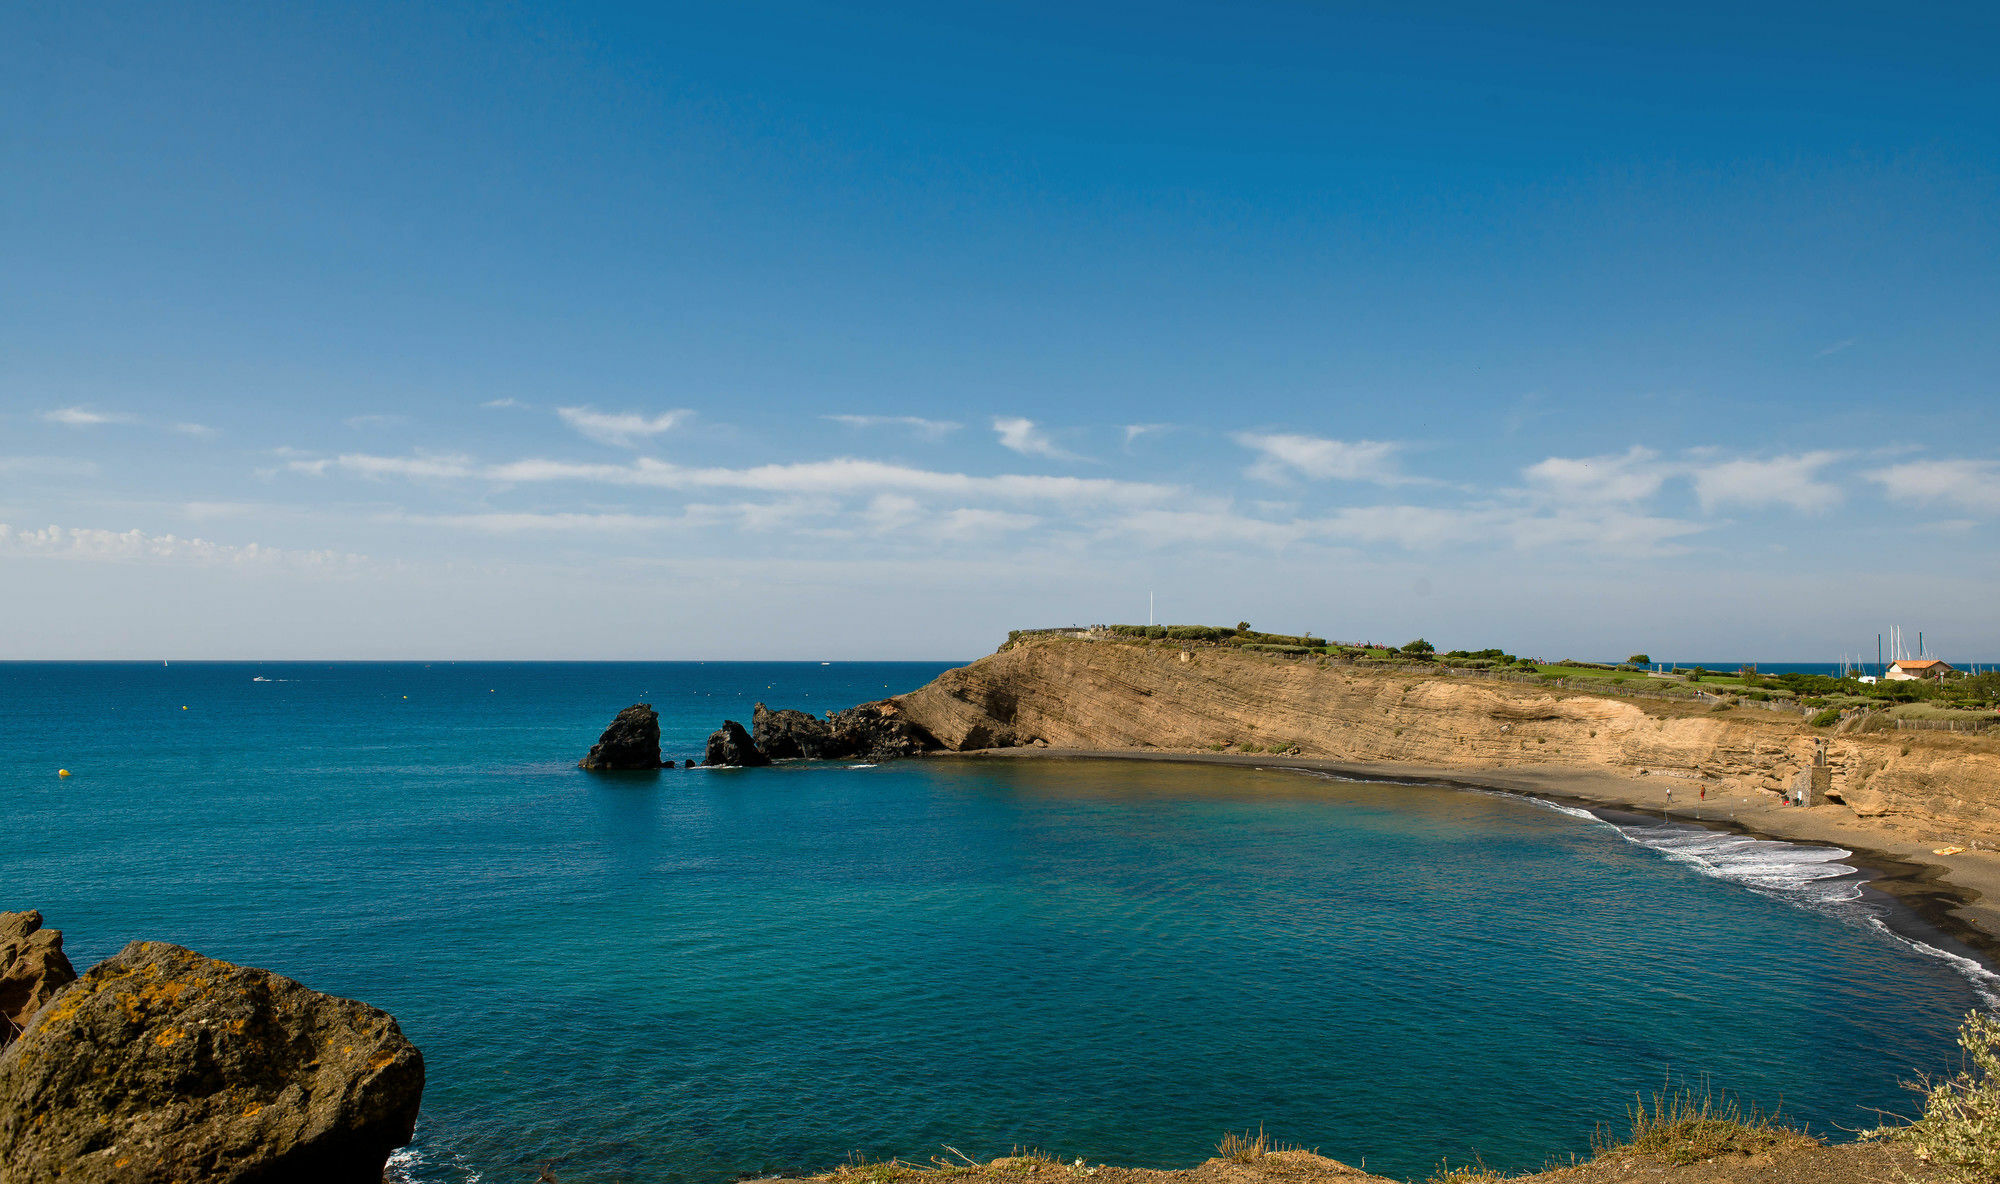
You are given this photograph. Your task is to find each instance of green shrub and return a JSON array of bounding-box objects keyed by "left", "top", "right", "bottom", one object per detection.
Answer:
[
  {"left": 1402, "top": 638, "right": 1435, "bottom": 654},
  {"left": 1628, "top": 653, "right": 1651, "bottom": 665},
  {"left": 1808, "top": 708, "right": 1841, "bottom": 728},
  {"left": 1868, "top": 1011, "right": 2000, "bottom": 1181}
]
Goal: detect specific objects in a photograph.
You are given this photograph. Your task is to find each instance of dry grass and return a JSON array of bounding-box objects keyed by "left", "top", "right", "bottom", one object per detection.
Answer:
[
  {"left": 1592, "top": 1083, "right": 1813, "bottom": 1166},
  {"left": 1214, "top": 1127, "right": 1321, "bottom": 1166},
  {"left": 1218, "top": 1128, "right": 1272, "bottom": 1164},
  {"left": 1423, "top": 1156, "right": 1502, "bottom": 1184}
]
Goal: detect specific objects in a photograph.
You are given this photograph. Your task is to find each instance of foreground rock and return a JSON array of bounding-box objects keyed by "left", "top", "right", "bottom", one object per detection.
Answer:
[
  {"left": 1, "top": 910, "right": 76, "bottom": 1047},
  {"left": 0, "top": 940, "right": 424, "bottom": 1184},
  {"left": 750, "top": 701, "right": 940, "bottom": 761},
  {"left": 704, "top": 719, "right": 771, "bottom": 767},
  {"left": 579, "top": 703, "right": 663, "bottom": 769}
]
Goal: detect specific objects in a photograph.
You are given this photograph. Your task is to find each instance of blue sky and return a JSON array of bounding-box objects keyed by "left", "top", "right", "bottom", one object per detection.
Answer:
[{"left": 4, "top": 2, "right": 1997, "bottom": 660}]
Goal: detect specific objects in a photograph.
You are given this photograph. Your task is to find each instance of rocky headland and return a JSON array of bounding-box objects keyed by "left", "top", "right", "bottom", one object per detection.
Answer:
[
  {"left": 0, "top": 911, "right": 423, "bottom": 1183},
  {"left": 683, "top": 634, "right": 2000, "bottom": 949}
]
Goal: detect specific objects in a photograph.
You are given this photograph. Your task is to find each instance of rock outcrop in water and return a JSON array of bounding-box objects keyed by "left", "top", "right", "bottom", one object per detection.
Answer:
[
  {"left": 580, "top": 703, "right": 663, "bottom": 770},
  {"left": 704, "top": 719, "right": 771, "bottom": 767},
  {"left": 752, "top": 703, "right": 834, "bottom": 759},
  {"left": 748, "top": 701, "right": 939, "bottom": 761},
  {"left": 1, "top": 910, "right": 76, "bottom": 1048},
  {"left": 0, "top": 939, "right": 424, "bottom": 1184}
]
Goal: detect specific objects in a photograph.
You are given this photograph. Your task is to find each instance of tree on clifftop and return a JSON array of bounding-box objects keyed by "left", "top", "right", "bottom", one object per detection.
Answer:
[
  {"left": 1628, "top": 653, "right": 1651, "bottom": 664},
  {"left": 1401, "top": 638, "right": 1435, "bottom": 654}
]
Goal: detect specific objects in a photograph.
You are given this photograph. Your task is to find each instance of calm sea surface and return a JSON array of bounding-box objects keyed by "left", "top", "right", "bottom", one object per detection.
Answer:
[{"left": 0, "top": 661, "right": 1989, "bottom": 1183}]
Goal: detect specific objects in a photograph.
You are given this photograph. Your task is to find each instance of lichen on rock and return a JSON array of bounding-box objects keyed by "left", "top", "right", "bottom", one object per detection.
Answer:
[{"left": 0, "top": 940, "right": 424, "bottom": 1184}]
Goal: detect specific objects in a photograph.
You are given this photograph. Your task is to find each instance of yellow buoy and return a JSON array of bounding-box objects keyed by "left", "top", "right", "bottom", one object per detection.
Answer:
[
  {"left": 181, "top": 705, "right": 188, "bottom": 710},
  {"left": 58, "top": 769, "right": 70, "bottom": 778}
]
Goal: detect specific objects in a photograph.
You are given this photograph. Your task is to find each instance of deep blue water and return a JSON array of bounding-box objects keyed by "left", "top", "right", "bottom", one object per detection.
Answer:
[{"left": 0, "top": 662, "right": 1989, "bottom": 1183}]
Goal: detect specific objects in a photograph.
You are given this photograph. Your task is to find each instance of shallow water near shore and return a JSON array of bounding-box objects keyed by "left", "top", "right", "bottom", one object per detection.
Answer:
[{"left": 0, "top": 662, "right": 1989, "bottom": 1183}]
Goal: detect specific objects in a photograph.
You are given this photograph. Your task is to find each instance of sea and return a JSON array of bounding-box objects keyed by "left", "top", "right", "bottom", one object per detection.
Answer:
[{"left": 2, "top": 661, "right": 1994, "bottom": 1183}]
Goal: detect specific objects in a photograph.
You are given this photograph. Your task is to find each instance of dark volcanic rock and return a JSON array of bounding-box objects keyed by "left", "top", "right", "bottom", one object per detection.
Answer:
[
  {"left": 579, "top": 703, "right": 663, "bottom": 770},
  {"left": 752, "top": 702, "right": 837, "bottom": 759},
  {"left": 703, "top": 720, "right": 770, "bottom": 767},
  {"left": 744, "top": 700, "right": 940, "bottom": 761},
  {"left": 0, "top": 940, "right": 424, "bottom": 1184},
  {"left": 1, "top": 910, "right": 76, "bottom": 1048},
  {"left": 824, "top": 701, "right": 939, "bottom": 759}
]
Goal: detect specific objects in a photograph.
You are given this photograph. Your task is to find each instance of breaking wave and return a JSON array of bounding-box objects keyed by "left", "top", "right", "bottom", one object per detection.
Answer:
[{"left": 1512, "top": 792, "right": 1997, "bottom": 1009}]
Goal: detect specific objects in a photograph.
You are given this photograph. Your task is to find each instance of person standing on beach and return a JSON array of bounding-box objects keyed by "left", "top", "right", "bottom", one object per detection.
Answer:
[{"left": 1666, "top": 785, "right": 1673, "bottom": 806}]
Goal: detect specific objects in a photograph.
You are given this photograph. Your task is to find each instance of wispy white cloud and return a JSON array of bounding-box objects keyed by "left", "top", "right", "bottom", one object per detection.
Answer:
[
  {"left": 481, "top": 398, "right": 525, "bottom": 409},
  {"left": 993, "top": 417, "right": 1085, "bottom": 461},
  {"left": 40, "top": 407, "right": 134, "bottom": 427},
  {"left": 556, "top": 406, "right": 690, "bottom": 447},
  {"left": 289, "top": 453, "right": 475, "bottom": 480},
  {"left": 1816, "top": 339, "right": 1856, "bottom": 358},
  {"left": 1234, "top": 432, "right": 1415, "bottom": 486},
  {"left": 1525, "top": 446, "right": 1844, "bottom": 514},
  {"left": 933, "top": 507, "right": 1041, "bottom": 540},
  {"left": 1524, "top": 446, "right": 1670, "bottom": 503},
  {"left": 1691, "top": 451, "right": 1844, "bottom": 513},
  {"left": 1108, "top": 501, "right": 1705, "bottom": 556},
  {"left": 1867, "top": 458, "right": 2000, "bottom": 515},
  {"left": 345, "top": 413, "right": 408, "bottom": 429},
  {"left": 824, "top": 414, "right": 961, "bottom": 440},
  {"left": 0, "top": 523, "right": 361, "bottom": 566},
  {"left": 1123, "top": 423, "right": 1171, "bottom": 446},
  {"left": 298, "top": 452, "right": 1173, "bottom": 505},
  {"left": 171, "top": 422, "right": 217, "bottom": 437}
]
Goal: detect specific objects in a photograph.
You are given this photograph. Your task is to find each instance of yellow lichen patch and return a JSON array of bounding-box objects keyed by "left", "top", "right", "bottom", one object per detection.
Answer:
[
  {"left": 242, "top": 1102, "right": 263, "bottom": 1119},
  {"left": 152, "top": 1026, "right": 185, "bottom": 1048},
  {"left": 369, "top": 1050, "right": 397, "bottom": 1071}
]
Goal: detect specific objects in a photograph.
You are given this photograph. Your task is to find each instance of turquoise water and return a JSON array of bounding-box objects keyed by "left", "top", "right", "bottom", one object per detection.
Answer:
[{"left": 0, "top": 662, "right": 1988, "bottom": 1183}]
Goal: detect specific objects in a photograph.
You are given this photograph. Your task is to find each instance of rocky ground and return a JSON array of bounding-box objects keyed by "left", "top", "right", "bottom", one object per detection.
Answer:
[{"left": 800, "top": 1141, "right": 1948, "bottom": 1184}]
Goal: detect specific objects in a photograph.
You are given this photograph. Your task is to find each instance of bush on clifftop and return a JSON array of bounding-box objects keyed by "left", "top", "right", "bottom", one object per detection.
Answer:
[{"left": 1869, "top": 1011, "right": 2000, "bottom": 1182}]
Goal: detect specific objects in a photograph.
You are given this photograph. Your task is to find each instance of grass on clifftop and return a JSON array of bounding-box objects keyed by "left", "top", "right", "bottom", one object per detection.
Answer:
[{"left": 1590, "top": 1083, "right": 1814, "bottom": 1166}]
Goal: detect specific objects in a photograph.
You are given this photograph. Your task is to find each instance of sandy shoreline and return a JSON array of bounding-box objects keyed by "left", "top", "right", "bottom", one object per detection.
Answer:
[{"left": 937, "top": 746, "right": 2000, "bottom": 969}]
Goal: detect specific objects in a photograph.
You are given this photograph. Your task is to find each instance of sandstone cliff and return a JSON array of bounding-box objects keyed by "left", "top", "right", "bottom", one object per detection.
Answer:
[{"left": 889, "top": 638, "right": 2000, "bottom": 846}]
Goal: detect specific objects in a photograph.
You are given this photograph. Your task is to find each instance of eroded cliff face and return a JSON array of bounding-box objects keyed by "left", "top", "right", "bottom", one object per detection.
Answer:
[{"left": 893, "top": 639, "right": 2000, "bottom": 844}]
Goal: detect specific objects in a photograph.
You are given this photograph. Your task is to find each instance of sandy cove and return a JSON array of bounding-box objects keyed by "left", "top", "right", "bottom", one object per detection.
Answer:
[
  {"left": 859, "top": 637, "right": 2000, "bottom": 957},
  {"left": 944, "top": 747, "right": 2000, "bottom": 963}
]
